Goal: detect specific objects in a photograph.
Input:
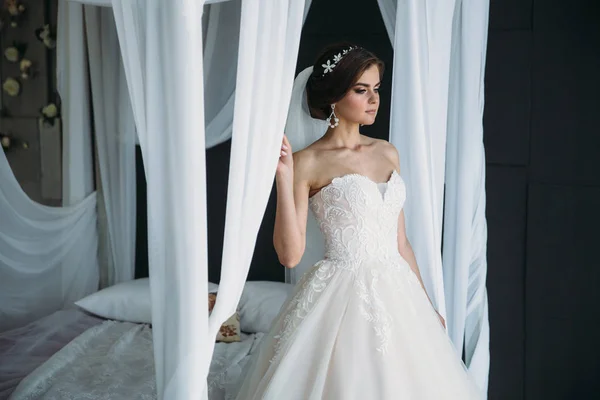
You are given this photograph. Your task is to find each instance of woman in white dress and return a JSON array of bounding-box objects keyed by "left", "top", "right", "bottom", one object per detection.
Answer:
[{"left": 234, "top": 43, "right": 482, "bottom": 400}]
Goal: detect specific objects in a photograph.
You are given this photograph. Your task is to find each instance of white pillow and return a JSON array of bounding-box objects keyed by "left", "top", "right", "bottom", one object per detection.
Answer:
[
  {"left": 75, "top": 278, "right": 219, "bottom": 324},
  {"left": 238, "top": 281, "right": 294, "bottom": 334}
]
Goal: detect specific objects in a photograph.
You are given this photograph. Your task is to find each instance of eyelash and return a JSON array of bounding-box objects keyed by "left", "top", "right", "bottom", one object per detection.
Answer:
[{"left": 355, "top": 88, "right": 380, "bottom": 94}]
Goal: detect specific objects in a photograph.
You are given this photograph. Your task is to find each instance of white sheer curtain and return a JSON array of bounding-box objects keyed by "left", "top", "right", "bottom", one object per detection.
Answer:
[
  {"left": 111, "top": 0, "right": 305, "bottom": 396},
  {"left": 203, "top": 0, "right": 240, "bottom": 148},
  {"left": 111, "top": 0, "right": 209, "bottom": 398},
  {"left": 58, "top": 0, "right": 137, "bottom": 288},
  {"left": 444, "top": 0, "right": 490, "bottom": 392},
  {"left": 203, "top": 0, "right": 312, "bottom": 149},
  {"left": 0, "top": 150, "right": 98, "bottom": 332},
  {"left": 57, "top": 0, "right": 95, "bottom": 206},
  {"left": 207, "top": 0, "right": 306, "bottom": 371},
  {"left": 0, "top": 0, "right": 100, "bottom": 333},
  {"left": 376, "top": 0, "right": 456, "bottom": 317},
  {"left": 56, "top": 0, "right": 99, "bottom": 299},
  {"left": 84, "top": 5, "right": 137, "bottom": 285}
]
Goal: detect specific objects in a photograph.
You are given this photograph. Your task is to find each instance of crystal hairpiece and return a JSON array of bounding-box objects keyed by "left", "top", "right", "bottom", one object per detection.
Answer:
[{"left": 321, "top": 46, "right": 357, "bottom": 76}]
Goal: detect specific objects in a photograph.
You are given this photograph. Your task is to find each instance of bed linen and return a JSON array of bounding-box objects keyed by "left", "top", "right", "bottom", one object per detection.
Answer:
[
  {"left": 9, "top": 320, "right": 263, "bottom": 400},
  {"left": 0, "top": 310, "right": 103, "bottom": 400}
]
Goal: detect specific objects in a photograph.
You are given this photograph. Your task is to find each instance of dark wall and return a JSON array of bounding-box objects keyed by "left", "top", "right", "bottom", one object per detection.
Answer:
[
  {"left": 1, "top": 0, "right": 62, "bottom": 206},
  {"left": 484, "top": 0, "right": 599, "bottom": 399},
  {"left": 135, "top": 0, "right": 600, "bottom": 398}
]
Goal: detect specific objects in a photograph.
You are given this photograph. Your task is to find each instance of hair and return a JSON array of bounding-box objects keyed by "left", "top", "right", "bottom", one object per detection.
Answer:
[{"left": 306, "top": 43, "right": 385, "bottom": 120}]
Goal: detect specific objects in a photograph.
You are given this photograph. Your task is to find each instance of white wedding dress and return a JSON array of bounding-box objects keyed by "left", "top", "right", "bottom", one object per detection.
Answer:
[{"left": 234, "top": 171, "right": 482, "bottom": 399}]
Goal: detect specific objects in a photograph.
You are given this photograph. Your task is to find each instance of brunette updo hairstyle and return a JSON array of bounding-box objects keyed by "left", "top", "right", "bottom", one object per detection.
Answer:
[{"left": 306, "top": 43, "right": 385, "bottom": 120}]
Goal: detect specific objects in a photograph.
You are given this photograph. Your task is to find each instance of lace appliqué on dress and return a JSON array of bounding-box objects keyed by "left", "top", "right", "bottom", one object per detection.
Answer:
[
  {"left": 270, "top": 262, "right": 337, "bottom": 364},
  {"left": 354, "top": 268, "right": 393, "bottom": 354}
]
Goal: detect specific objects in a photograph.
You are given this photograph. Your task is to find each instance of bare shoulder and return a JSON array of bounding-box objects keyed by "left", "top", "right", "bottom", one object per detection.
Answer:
[
  {"left": 370, "top": 138, "right": 400, "bottom": 169},
  {"left": 292, "top": 147, "right": 319, "bottom": 185}
]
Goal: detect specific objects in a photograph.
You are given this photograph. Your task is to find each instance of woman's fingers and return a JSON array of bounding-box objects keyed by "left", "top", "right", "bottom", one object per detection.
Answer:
[{"left": 282, "top": 134, "right": 291, "bottom": 149}]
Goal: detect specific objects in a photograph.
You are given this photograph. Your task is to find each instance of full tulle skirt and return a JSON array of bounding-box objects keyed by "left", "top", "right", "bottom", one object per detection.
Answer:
[{"left": 233, "top": 258, "right": 482, "bottom": 400}]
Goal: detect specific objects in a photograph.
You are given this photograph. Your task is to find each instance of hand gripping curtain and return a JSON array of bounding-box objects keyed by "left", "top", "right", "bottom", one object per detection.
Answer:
[
  {"left": 207, "top": 0, "right": 306, "bottom": 379},
  {"left": 444, "top": 0, "right": 491, "bottom": 393},
  {"left": 112, "top": 0, "right": 209, "bottom": 398},
  {"left": 376, "top": 0, "right": 456, "bottom": 317}
]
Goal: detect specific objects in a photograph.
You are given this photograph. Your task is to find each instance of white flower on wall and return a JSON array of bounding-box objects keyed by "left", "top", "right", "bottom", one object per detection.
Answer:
[
  {"left": 42, "top": 103, "right": 58, "bottom": 118},
  {"left": 19, "top": 58, "right": 32, "bottom": 79},
  {"left": 0, "top": 132, "right": 28, "bottom": 151},
  {"left": 1, "top": 135, "right": 11, "bottom": 149},
  {"left": 4, "top": 46, "right": 19, "bottom": 62},
  {"left": 2, "top": 77, "right": 20, "bottom": 96},
  {"left": 35, "top": 24, "right": 56, "bottom": 49},
  {"left": 40, "top": 103, "right": 60, "bottom": 127},
  {"left": 4, "top": 0, "right": 26, "bottom": 28}
]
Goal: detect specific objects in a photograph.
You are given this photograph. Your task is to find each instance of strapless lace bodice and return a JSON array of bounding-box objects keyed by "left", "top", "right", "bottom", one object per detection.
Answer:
[{"left": 309, "top": 170, "right": 406, "bottom": 267}]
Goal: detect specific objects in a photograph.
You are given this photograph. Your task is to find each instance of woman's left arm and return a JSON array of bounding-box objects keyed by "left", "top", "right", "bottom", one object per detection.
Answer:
[
  {"left": 386, "top": 141, "right": 446, "bottom": 328},
  {"left": 396, "top": 210, "right": 433, "bottom": 304},
  {"left": 397, "top": 211, "right": 446, "bottom": 329}
]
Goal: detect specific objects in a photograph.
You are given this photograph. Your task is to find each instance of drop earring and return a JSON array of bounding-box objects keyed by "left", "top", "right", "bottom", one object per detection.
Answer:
[{"left": 326, "top": 104, "right": 339, "bottom": 128}]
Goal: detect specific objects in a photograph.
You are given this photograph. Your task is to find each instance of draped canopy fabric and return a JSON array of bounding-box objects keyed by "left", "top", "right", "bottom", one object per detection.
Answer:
[
  {"left": 0, "top": 0, "right": 101, "bottom": 334},
  {"left": 0, "top": 151, "right": 98, "bottom": 332},
  {"left": 0, "top": 0, "right": 138, "bottom": 334},
  {"left": 57, "top": 1, "right": 95, "bottom": 207},
  {"left": 84, "top": 5, "right": 137, "bottom": 285},
  {"left": 57, "top": 0, "right": 137, "bottom": 293},
  {"left": 111, "top": 1, "right": 211, "bottom": 397},
  {"left": 443, "top": 0, "right": 491, "bottom": 392},
  {"left": 206, "top": 0, "right": 306, "bottom": 347},
  {"left": 376, "top": 0, "right": 455, "bottom": 317},
  {"left": 65, "top": 0, "right": 232, "bottom": 6},
  {"left": 202, "top": 0, "right": 241, "bottom": 148},
  {"left": 111, "top": 0, "right": 307, "bottom": 398}
]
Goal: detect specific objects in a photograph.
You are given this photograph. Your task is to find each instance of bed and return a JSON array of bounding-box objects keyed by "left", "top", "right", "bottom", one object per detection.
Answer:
[{"left": 1, "top": 280, "right": 292, "bottom": 400}]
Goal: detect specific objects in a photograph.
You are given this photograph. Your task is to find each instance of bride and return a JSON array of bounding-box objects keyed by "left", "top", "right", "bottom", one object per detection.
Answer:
[{"left": 234, "top": 43, "right": 482, "bottom": 399}]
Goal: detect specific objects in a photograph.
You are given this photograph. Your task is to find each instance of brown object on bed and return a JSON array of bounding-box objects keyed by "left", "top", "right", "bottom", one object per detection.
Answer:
[{"left": 208, "top": 293, "right": 241, "bottom": 343}]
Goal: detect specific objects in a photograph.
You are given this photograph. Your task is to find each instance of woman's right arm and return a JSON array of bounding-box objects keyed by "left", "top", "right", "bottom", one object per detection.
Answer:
[{"left": 273, "top": 135, "right": 311, "bottom": 268}]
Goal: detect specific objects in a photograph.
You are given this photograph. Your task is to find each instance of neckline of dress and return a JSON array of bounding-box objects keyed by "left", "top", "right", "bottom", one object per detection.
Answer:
[{"left": 309, "top": 170, "right": 399, "bottom": 201}]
